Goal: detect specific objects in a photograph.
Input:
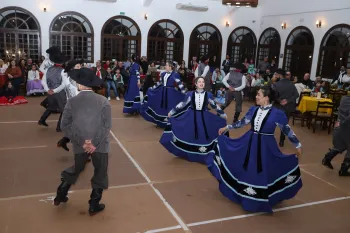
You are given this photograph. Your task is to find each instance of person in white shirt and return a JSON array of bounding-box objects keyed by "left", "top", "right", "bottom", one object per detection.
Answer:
[
  {"left": 198, "top": 56, "right": 211, "bottom": 92},
  {"left": 221, "top": 63, "right": 247, "bottom": 122},
  {"left": 26, "top": 64, "right": 45, "bottom": 96}
]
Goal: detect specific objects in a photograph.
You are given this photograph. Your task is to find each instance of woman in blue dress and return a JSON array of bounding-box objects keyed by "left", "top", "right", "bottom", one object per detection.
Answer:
[
  {"left": 140, "top": 61, "right": 186, "bottom": 128},
  {"left": 123, "top": 55, "right": 141, "bottom": 114},
  {"left": 208, "top": 86, "right": 302, "bottom": 213},
  {"left": 160, "top": 77, "right": 227, "bottom": 165}
]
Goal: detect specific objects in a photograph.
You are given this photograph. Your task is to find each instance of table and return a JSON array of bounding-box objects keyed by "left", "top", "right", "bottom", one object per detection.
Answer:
[{"left": 297, "top": 96, "right": 333, "bottom": 114}]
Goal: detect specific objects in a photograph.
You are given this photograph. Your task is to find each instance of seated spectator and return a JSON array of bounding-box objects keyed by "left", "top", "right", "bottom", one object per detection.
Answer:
[
  {"left": 114, "top": 68, "right": 124, "bottom": 99},
  {"left": 214, "top": 84, "right": 227, "bottom": 106},
  {"left": 26, "top": 64, "right": 45, "bottom": 96},
  {"left": 105, "top": 67, "right": 119, "bottom": 101},
  {"left": 0, "top": 81, "right": 28, "bottom": 106}
]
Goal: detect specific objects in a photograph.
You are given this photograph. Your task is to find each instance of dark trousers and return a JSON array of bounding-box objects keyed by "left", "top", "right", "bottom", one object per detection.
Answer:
[
  {"left": 332, "top": 127, "right": 350, "bottom": 159},
  {"left": 225, "top": 91, "right": 243, "bottom": 113},
  {"left": 40, "top": 109, "right": 62, "bottom": 129},
  {"left": 61, "top": 152, "right": 109, "bottom": 189}
]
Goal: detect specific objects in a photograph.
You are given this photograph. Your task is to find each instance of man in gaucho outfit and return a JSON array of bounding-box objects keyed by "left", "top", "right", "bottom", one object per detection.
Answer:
[
  {"left": 53, "top": 68, "right": 112, "bottom": 216},
  {"left": 38, "top": 46, "right": 67, "bottom": 132}
]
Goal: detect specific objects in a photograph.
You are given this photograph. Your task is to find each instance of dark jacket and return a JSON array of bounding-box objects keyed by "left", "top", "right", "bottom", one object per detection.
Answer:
[
  {"left": 338, "top": 96, "right": 350, "bottom": 128},
  {"left": 273, "top": 78, "right": 299, "bottom": 114}
]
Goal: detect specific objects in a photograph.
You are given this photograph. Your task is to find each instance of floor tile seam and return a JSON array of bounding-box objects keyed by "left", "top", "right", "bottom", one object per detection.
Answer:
[
  {"left": 300, "top": 168, "right": 350, "bottom": 195},
  {"left": 0, "top": 117, "right": 134, "bottom": 124},
  {"left": 109, "top": 130, "right": 191, "bottom": 232},
  {"left": 0, "top": 182, "right": 149, "bottom": 201},
  {"left": 144, "top": 196, "right": 350, "bottom": 233}
]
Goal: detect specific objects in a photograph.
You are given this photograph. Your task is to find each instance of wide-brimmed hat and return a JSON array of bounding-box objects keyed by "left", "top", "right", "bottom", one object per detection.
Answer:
[
  {"left": 46, "top": 46, "right": 66, "bottom": 64},
  {"left": 64, "top": 59, "right": 84, "bottom": 72},
  {"left": 68, "top": 67, "right": 104, "bottom": 87}
]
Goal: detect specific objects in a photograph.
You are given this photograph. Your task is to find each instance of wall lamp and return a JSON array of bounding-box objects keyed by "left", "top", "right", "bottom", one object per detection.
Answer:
[
  {"left": 144, "top": 14, "right": 148, "bottom": 20},
  {"left": 281, "top": 22, "right": 286, "bottom": 29},
  {"left": 226, "top": 21, "right": 230, "bottom": 27},
  {"left": 316, "top": 20, "right": 322, "bottom": 28}
]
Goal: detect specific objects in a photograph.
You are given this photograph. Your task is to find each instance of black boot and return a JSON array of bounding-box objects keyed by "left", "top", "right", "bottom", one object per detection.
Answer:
[
  {"left": 322, "top": 149, "right": 340, "bottom": 170},
  {"left": 38, "top": 109, "right": 51, "bottom": 127},
  {"left": 54, "top": 178, "right": 71, "bottom": 206},
  {"left": 233, "top": 112, "right": 240, "bottom": 123},
  {"left": 57, "top": 137, "right": 70, "bottom": 151},
  {"left": 88, "top": 188, "right": 105, "bottom": 216},
  {"left": 339, "top": 158, "right": 350, "bottom": 176}
]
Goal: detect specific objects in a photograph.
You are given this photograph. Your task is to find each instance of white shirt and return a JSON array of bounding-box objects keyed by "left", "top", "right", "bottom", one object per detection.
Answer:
[
  {"left": 27, "top": 70, "right": 40, "bottom": 81},
  {"left": 222, "top": 73, "right": 247, "bottom": 92},
  {"left": 253, "top": 104, "right": 272, "bottom": 132},
  {"left": 195, "top": 91, "right": 205, "bottom": 110},
  {"left": 163, "top": 72, "right": 172, "bottom": 86},
  {"left": 200, "top": 65, "right": 210, "bottom": 78}
]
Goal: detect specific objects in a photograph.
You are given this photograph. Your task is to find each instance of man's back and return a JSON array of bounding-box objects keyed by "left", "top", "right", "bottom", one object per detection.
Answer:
[
  {"left": 61, "top": 90, "right": 112, "bottom": 154},
  {"left": 274, "top": 78, "right": 299, "bottom": 113},
  {"left": 339, "top": 96, "right": 350, "bottom": 128}
]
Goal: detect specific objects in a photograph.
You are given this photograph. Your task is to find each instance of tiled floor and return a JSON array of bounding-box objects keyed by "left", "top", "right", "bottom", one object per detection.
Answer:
[{"left": 0, "top": 96, "right": 349, "bottom": 233}]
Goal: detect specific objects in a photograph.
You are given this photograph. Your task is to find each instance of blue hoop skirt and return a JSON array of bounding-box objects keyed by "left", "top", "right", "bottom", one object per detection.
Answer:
[
  {"left": 208, "top": 132, "right": 302, "bottom": 213},
  {"left": 123, "top": 74, "right": 141, "bottom": 114},
  {"left": 140, "top": 86, "right": 185, "bottom": 127},
  {"left": 160, "top": 109, "right": 227, "bottom": 164}
]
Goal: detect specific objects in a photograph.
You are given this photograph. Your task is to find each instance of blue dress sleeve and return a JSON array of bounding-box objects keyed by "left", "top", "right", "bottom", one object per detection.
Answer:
[
  {"left": 173, "top": 72, "right": 186, "bottom": 94},
  {"left": 168, "top": 92, "right": 191, "bottom": 117},
  {"left": 227, "top": 106, "right": 256, "bottom": 130},
  {"left": 207, "top": 92, "right": 226, "bottom": 118},
  {"left": 275, "top": 109, "right": 302, "bottom": 148}
]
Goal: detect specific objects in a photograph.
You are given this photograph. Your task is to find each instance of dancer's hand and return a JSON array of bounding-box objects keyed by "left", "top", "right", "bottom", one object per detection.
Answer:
[
  {"left": 218, "top": 126, "right": 228, "bottom": 135},
  {"left": 296, "top": 147, "right": 302, "bottom": 157},
  {"left": 137, "top": 81, "right": 141, "bottom": 88},
  {"left": 168, "top": 113, "right": 171, "bottom": 118},
  {"left": 334, "top": 121, "right": 340, "bottom": 128},
  {"left": 83, "top": 140, "right": 96, "bottom": 154}
]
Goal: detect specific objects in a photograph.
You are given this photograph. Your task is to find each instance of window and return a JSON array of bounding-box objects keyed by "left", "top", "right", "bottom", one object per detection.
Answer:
[
  {"left": 50, "top": 12, "right": 94, "bottom": 62},
  {"left": 189, "top": 23, "right": 222, "bottom": 67},
  {"left": 317, "top": 24, "right": 350, "bottom": 78},
  {"left": 102, "top": 16, "right": 141, "bottom": 61},
  {"left": 147, "top": 20, "right": 183, "bottom": 63},
  {"left": 227, "top": 26, "right": 256, "bottom": 64},
  {"left": 283, "top": 26, "right": 314, "bottom": 77},
  {"left": 257, "top": 27, "right": 280, "bottom": 66},
  {"left": 0, "top": 7, "right": 41, "bottom": 62}
]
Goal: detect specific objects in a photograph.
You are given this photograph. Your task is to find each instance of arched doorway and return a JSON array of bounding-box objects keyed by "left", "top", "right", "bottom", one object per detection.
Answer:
[
  {"left": 0, "top": 7, "right": 41, "bottom": 62},
  {"left": 283, "top": 26, "right": 314, "bottom": 77},
  {"left": 227, "top": 26, "right": 256, "bottom": 64},
  {"left": 147, "top": 19, "right": 184, "bottom": 63},
  {"left": 101, "top": 16, "right": 141, "bottom": 61},
  {"left": 50, "top": 12, "right": 94, "bottom": 62},
  {"left": 317, "top": 24, "right": 350, "bottom": 78},
  {"left": 257, "top": 27, "right": 281, "bottom": 66},
  {"left": 189, "top": 23, "right": 222, "bottom": 67}
]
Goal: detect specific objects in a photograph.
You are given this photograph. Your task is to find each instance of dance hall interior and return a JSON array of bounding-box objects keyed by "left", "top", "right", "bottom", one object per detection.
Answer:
[{"left": 1, "top": 0, "right": 350, "bottom": 232}]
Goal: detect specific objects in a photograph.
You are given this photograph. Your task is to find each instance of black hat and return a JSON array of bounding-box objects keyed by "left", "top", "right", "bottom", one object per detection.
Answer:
[
  {"left": 64, "top": 59, "right": 84, "bottom": 72},
  {"left": 201, "top": 55, "right": 209, "bottom": 62},
  {"left": 230, "top": 63, "right": 247, "bottom": 71},
  {"left": 46, "top": 46, "right": 66, "bottom": 64},
  {"left": 68, "top": 67, "right": 104, "bottom": 87},
  {"left": 275, "top": 68, "right": 286, "bottom": 76}
]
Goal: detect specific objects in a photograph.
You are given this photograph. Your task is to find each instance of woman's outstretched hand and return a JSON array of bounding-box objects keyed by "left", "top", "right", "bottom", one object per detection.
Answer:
[
  {"left": 296, "top": 147, "right": 302, "bottom": 157},
  {"left": 218, "top": 126, "right": 228, "bottom": 135}
]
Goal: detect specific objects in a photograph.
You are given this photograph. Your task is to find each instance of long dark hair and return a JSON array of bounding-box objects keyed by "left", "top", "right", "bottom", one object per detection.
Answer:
[{"left": 259, "top": 85, "right": 278, "bottom": 104}]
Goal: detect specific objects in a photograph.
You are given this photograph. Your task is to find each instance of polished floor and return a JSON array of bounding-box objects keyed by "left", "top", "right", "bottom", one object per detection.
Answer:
[{"left": 0, "top": 96, "right": 349, "bottom": 233}]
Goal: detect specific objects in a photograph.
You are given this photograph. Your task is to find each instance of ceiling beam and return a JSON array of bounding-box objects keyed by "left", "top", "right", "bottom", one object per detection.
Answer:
[{"left": 143, "top": 0, "right": 153, "bottom": 7}]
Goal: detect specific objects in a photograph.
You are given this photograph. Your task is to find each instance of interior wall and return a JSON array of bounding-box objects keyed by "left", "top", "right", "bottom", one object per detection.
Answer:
[
  {"left": 259, "top": 0, "right": 350, "bottom": 79},
  {"left": 1, "top": 0, "right": 262, "bottom": 65}
]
